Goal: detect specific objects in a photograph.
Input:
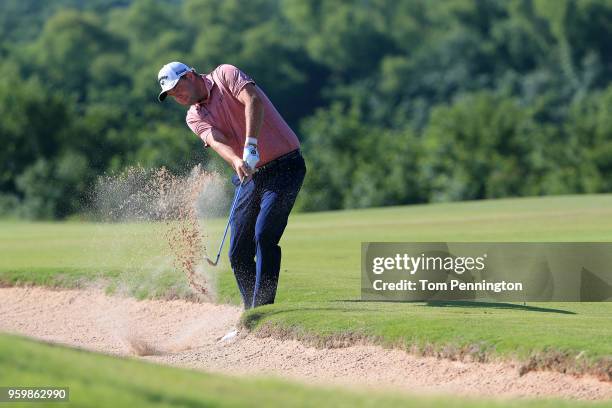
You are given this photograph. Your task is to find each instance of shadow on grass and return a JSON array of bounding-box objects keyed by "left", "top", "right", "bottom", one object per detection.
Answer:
[
  {"left": 335, "top": 299, "right": 575, "bottom": 314},
  {"left": 243, "top": 299, "right": 576, "bottom": 329},
  {"left": 424, "top": 300, "right": 576, "bottom": 314},
  {"left": 242, "top": 306, "right": 375, "bottom": 329}
]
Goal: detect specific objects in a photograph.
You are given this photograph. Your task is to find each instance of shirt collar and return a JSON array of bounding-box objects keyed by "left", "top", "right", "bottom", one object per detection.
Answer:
[{"left": 196, "top": 74, "right": 215, "bottom": 107}]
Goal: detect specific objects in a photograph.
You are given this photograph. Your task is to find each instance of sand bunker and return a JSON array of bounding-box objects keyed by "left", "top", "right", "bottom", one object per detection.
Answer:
[{"left": 1, "top": 286, "right": 610, "bottom": 401}]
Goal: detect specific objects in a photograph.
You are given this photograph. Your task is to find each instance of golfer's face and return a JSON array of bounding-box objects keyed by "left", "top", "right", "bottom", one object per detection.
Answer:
[{"left": 168, "top": 75, "right": 197, "bottom": 106}]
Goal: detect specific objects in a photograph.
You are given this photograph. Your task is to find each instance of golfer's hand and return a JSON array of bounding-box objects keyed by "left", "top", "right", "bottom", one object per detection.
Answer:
[
  {"left": 243, "top": 144, "right": 259, "bottom": 170},
  {"left": 232, "top": 157, "right": 254, "bottom": 183}
]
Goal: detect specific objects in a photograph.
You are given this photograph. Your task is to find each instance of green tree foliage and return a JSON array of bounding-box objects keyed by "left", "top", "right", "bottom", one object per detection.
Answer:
[
  {"left": 298, "top": 102, "right": 423, "bottom": 211},
  {"left": 0, "top": 65, "right": 73, "bottom": 194},
  {"left": 2, "top": 0, "right": 612, "bottom": 218},
  {"left": 421, "top": 92, "right": 546, "bottom": 201},
  {"left": 30, "top": 10, "right": 127, "bottom": 101}
]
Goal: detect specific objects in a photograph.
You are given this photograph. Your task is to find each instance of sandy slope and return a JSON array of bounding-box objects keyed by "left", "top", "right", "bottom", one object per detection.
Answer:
[{"left": 0, "top": 286, "right": 610, "bottom": 401}]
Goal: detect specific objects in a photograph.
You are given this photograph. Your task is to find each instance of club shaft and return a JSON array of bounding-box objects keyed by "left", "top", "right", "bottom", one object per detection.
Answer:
[{"left": 212, "top": 181, "right": 244, "bottom": 265}]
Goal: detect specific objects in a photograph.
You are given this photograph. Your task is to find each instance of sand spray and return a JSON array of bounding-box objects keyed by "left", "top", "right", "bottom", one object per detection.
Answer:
[{"left": 88, "top": 164, "right": 233, "bottom": 354}]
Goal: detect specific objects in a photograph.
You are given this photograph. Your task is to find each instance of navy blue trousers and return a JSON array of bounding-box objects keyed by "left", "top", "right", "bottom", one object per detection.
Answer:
[{"left": 228, "top": 150, "right": 306, "bottom": 309}]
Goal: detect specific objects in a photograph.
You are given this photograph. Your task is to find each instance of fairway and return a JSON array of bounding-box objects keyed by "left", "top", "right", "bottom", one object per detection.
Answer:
[{"left": 2, "top": 194, "right": 612, "bottom": 370}]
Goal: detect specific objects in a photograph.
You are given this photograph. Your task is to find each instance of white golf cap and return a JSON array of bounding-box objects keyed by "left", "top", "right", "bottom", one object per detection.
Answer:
[{"left": 157, "top": 61, "right": 193, "bottom": 102}]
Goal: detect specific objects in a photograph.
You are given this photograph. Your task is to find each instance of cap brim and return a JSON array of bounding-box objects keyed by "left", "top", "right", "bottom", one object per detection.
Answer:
[{"left": 157, "top": 78, "right": 180, "bottom": 102}]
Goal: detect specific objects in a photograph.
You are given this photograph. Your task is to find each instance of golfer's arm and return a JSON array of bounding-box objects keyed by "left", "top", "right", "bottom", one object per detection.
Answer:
[
  {"left": 207, "top": 129, "right": 240, "bottom": 166},
  {"left": 238, "top": 84, "right": 264, "bottom": 141}
]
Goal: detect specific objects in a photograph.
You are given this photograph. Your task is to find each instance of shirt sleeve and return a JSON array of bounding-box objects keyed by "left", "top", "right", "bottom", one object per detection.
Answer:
[
  {"left": 186, "top": 111, "right": 213, "bottom": 147},
  {"left": 217, "top": 64, "right": 255, "bottom": 98}
]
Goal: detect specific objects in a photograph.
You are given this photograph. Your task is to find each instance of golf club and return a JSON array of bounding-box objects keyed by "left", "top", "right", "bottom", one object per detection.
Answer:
[{"left": 204, "top": 178, "right": 246, "bottom": 267}]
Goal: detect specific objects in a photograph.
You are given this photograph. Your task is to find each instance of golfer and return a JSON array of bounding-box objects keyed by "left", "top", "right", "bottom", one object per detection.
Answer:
[{"left": 157, "top": 61, "right": 306, "bottom": 310}]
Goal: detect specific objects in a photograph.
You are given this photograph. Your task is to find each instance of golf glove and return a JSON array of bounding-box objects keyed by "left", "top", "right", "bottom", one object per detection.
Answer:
[{"left": 243, "top": 143, "right": 259, "bottom": 170}]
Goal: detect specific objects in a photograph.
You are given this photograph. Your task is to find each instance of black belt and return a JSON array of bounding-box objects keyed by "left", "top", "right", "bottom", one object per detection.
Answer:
[{"left": 256, "top": 149, "right": 301, "bottom": 173}]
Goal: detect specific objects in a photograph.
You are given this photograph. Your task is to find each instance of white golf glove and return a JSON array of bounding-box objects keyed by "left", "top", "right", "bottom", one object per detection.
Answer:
[{"left": 243, "top": 139, "right": 259, "bottom": 170}]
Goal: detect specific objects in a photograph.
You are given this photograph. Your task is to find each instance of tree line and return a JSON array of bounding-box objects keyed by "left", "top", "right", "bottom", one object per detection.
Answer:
[{"left": 1, "top": 0, "right": 612, "bottom": 218}]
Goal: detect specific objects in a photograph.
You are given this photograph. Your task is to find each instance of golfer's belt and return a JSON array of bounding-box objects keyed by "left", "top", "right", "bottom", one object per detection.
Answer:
[{"left": 256, "top": 149, "right": 301, "bottom": 173}]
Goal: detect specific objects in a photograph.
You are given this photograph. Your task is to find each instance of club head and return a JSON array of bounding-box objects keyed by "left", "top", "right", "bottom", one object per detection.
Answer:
[{"left": 204, "top": 256, "right": 219, "bottom": 267}]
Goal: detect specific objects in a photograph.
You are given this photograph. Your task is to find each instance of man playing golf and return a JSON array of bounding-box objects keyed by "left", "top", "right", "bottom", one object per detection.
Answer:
[{"left": 157, "top": 61, "right": 306, "bottom": 310}]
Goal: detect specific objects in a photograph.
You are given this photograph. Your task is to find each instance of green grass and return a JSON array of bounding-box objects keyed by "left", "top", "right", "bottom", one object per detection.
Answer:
[
  {"left": 0, "top": 221, "right": 201, "bottom": 299},
  {"left": 1, "top": 333, "right": 608, "bottom": 408},
  {"left": 1, "top": 194, "right": 612, "bottom": 363},
  {"left": 239, "top": 194, "right": 612, "bottom": 364}
]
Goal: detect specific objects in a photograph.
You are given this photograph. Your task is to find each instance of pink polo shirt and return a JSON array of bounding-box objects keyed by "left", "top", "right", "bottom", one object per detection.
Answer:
[{"left": 186, "top": 64, "right": 300, "bottom": 167}]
